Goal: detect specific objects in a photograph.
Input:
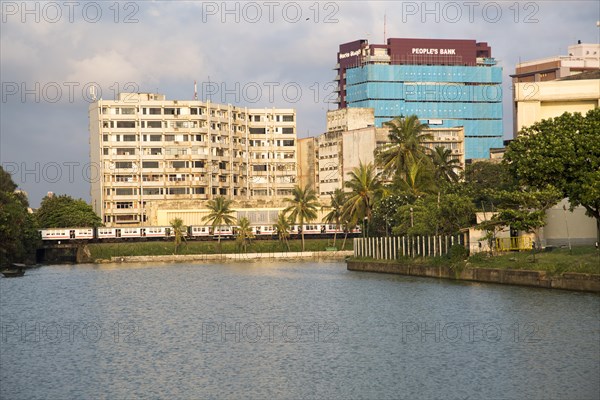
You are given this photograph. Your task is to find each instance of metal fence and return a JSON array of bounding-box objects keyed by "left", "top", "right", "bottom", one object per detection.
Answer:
[{"left": 353, "top": 234, "right": 467, "bottom": 260}]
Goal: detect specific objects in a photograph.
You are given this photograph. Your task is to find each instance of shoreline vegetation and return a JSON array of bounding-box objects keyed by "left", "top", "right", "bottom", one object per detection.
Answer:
[
  {"left": 347, "top": 246, "right": 600, "bottom": 292},
  {"left": 351, "top": 245, "right": 600, "bottom": 275},
  {"left": 87, "top": 238, "right": 354, "bottom": 262}
]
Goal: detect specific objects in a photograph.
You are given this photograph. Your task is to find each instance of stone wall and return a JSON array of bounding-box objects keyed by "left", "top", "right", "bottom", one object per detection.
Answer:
[{"left": 347, "top": 260, "right": 600, "bottom": 293}]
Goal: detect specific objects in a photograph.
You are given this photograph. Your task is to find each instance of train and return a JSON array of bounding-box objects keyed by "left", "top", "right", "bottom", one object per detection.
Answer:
[{"left": 39, "top": 224, "right": 361, "bottom": 242}]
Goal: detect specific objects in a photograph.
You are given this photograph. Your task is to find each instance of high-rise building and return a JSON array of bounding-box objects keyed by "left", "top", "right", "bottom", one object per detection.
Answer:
[
  {"left": 335, "top": 38, "right": 502, "bottom": 160},
  {"left": 89, "top": 93, "right": 297, "bottom": 226}
]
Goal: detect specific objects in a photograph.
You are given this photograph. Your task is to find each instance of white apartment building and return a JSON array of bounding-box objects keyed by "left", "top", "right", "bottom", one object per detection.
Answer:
[{"left": 90, "top": 93, "right": 297, "bottom": 226}]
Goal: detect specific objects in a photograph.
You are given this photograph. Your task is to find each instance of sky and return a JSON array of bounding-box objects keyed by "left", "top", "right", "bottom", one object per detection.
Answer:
[{"left": 1, "top": 0, "right": 599, "bottom": 207}]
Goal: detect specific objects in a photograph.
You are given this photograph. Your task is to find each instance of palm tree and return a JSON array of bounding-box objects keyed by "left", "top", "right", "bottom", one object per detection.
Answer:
[
  {"left": 431, "top": 146, "right": 461, "bottom": 184},
  {"left": 342, "top": 162, "right": 383, "bottom": 233},
  {"left": 170, "top": 217, "right": 187, "bottom": 254},
  {"left": 202, "top": 196, "right": 236, "bottom": 251},
  {"left": 236, "top": 216, "right": 253, "bottom": 253},
  {"left": 283, "top": 185, "right": 319, "bottom": 251},
  {"left": 376, "top": 115, "right": 432, "bottom": 180},
  {"left": 322, "top": 188, "right": 345, "bottom": 248},
  {"left": 275, "top": 212, "right": 292, "bottom": 251},
  {"left": 394, "top": 159, "right": 437, "bottom": 201}
]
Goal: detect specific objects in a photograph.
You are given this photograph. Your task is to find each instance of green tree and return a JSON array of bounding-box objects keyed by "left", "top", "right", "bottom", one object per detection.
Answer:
[
  {"left": 342, "top": 162, "right": 383, "bottom": 237},
  {"left": 463, "top": 161, "right": 517, "bottom": 210},
  {"left": 392, "top": 193, "right": 475, "bottom": 237},
  {"left": 170, "top": 217, "right": 187, "bottom": 254},
  {"left": 236, "top": 217, "right": 254, "bottom": 253},
  {"left": 322, "top": 188, "right": 345, "bottom": 247},
  {"left": 275, "top": 212, "right": 292, "bottom": 251},
  {"left": 392, "top": 159, "right": 437, "bottom": 201},
  {"left": 202, "top": 196, "right": 236, "bottom": 251},
  {"left": 36, "top": 194, "right": 102, "bottom": 228},
  {"left": 0, "top": 167, "right": 39, "bottom": 267},
  {"left": 283, "top": 185, "right": 319, "bottom": 251},
  {"left": 431, "top": 146, "right": 461, "bottom": 184},
  {"left": 376, "top": 115, "right": 432, "bottom": 179},
  {"left": 504, "top": 109, "right": 600, "bottom": 241},
  {"left": 478, "top": 187, "right": 563, "bottom": 244}
]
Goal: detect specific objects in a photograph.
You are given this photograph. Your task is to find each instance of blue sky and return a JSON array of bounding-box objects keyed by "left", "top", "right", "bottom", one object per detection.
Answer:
[{"left": 1, "top": 0, "right": 599, "bottom": 206}]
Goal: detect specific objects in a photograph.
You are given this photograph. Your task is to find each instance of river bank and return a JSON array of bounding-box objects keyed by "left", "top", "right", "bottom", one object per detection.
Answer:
[
  {"left": 347, "top": 259, "right": 600, "bottom": 292},
  {"left": 106, "top": 250, "right": 353, "bottom": 263}
]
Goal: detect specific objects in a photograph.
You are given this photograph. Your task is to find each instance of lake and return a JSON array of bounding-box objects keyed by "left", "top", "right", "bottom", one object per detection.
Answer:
[{"left": 1, "top": 261, "right": 598, "bottom": 399}]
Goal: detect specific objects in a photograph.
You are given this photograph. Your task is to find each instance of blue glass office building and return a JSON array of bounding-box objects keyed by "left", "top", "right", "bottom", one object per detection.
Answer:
[{"left": 336, "top": 38, "right": 503, "bottom": 160}]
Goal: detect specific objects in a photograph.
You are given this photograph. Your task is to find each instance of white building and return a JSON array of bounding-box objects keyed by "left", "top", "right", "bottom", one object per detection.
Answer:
[{"left": 89, "top": 93, "right": 297, "bottom": 226}]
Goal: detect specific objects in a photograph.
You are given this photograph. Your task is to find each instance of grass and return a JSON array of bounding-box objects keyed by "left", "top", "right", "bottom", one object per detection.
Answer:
[
  {"left": 466, "top": 246, "right": 600, "bottom": 275},
  {"left": 88, "top": 238, "right": 354, "bottom": 260},
  {"left": 351, "top": 246, "right": 600, "bottom": 275}
]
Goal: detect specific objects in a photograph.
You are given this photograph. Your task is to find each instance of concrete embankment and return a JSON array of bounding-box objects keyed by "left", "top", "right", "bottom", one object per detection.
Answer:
[
  {"left": 108, "top": 250, "right": 353, "bottom": 264},
  {"left": 347, "top": 260, "right": 600, "bottom": 293}
]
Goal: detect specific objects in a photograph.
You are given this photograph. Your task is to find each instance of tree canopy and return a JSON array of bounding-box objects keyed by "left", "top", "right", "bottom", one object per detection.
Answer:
[
  {"left": 504, "top": 108, "right": 600, "bottom": 239},
  {"left": 0, "top": 167, "right": 39, "bottom": 267},
  {"left": 36, "top": 194, "right": 102, "bottom": 228}
]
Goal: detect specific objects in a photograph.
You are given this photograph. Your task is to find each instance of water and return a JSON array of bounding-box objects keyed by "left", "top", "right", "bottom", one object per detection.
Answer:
[{"left": 1, "top": 261, "right": 599, "bottom": 400}]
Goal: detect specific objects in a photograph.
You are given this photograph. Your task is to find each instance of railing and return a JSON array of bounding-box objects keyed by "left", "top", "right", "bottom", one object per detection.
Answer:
[
  {"left": 495, "top": 237, "right": 532, "bottom": 252},
  {"left": 353, "top": 234, "right": 467, "bottom": 260}
]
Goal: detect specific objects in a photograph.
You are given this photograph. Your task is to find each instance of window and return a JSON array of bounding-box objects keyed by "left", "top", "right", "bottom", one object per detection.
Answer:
[
  {"left": 120, "top": 108, "right": 135, "bottom": 115},
  {"left": 116, "top": 202, "right": 134, "bottom": 209},
  {"left": 115, "top": 175, "right": 135, "bottom": 182},
  {"left": 192, "top": 187, "right": 205, "bottom": 194},
  {"left": 142, "top": 161, "right": 159, "bottom": 168},
  {"left": 282, "top": 115, "right": 294, "bottom": 122},
  {"left": 116, "top": 121, "right": 136, "bottom": 128},
  {"left": 193, "top": 161, "right": 205, "bottom": 168},
  {"left": 143, "top": 188, "right": 162, "bottom": 195},
  {"left": 146, "top": 121, "right": 162, "bottom": 128},
  {"left": 250, "top": 128, "right": 265, "bottom": 134},
  {"left": 172, "top": 161, "right": 187, "bottom": 169},
  {"left": 103, "top": 148, "right": 109, "bottom": 155},
  {"left": 219, "top": 161, "right": 227, "bottom": 170},
  {"left": 253, "top": 165, "right": 267, "bottom": 172},
  {"left": 115, "top": 162, "right": 133, "bottom": 169},
  {"left": 123, "top": 135, "right": 136, "bottom": 142},
  {"left": 103, "top": 135, "right": 108, "bottom": 142},
  {"left": 168, "top": 188, "right": 186, "bottom": 195},
  {"left": 164, "top": 135, "right": 175, "bottom": 141},
  {"left": 282, "top": 127, "right": 294, "bottom": 134},
  {"left": 149, "top": 108, "right": 161, "bottom": 115},
  {"left": 282, "top": 140, "right": 295, "bottom": 146},
  {"left": 116, "top": 148, "right": 135, "bottom": 155},
  {"left": 115, "top": 188, "right": 134, "bottom": 196}
]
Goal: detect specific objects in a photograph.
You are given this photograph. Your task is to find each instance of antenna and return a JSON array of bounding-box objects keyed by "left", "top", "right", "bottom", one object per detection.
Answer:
[
  {"left": 89, "top": 85, "right": 97, "bottom": 101},
  {"left": 384, "top": 14, "right": 387, "bottom": 43},
  {"left": 194, "top": 80, "right": 198, "bottom": 100}
]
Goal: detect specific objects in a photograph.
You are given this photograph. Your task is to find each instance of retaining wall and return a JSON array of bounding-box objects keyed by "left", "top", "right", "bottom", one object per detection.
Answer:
[{"left": 347, "top": 260, "right": 600, "bottom": 293}]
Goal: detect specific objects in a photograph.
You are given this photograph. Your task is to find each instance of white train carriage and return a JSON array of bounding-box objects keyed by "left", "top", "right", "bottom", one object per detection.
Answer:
[
  {"left": 212, "top": 226, "right": 234, "bottom": 238},
  {"left": 143, "top": 227, "right": 174, "bottom": 238},
  {"left": 97, "top": 227, "right": 118, "bottom": 239},
  {"left": 301, "top": 224, "right": 323, "bottom": 235},
  {"left": 252, "top": 225, "right": 276, "bottom": 236},
  {"left": 189, "top": 225, "right": 211, "bottom": 238},
  {"left": 40, "top": 228, "right": 94, "bottom": 240},
  {"left": 324, "top": 224, "right": 345, "bottom": 234}
]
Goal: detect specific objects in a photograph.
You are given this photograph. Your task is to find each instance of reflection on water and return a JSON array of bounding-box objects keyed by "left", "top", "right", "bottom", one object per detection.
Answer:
[{"left": 1, "top": 261, "right": 599, "bottom": 399}]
